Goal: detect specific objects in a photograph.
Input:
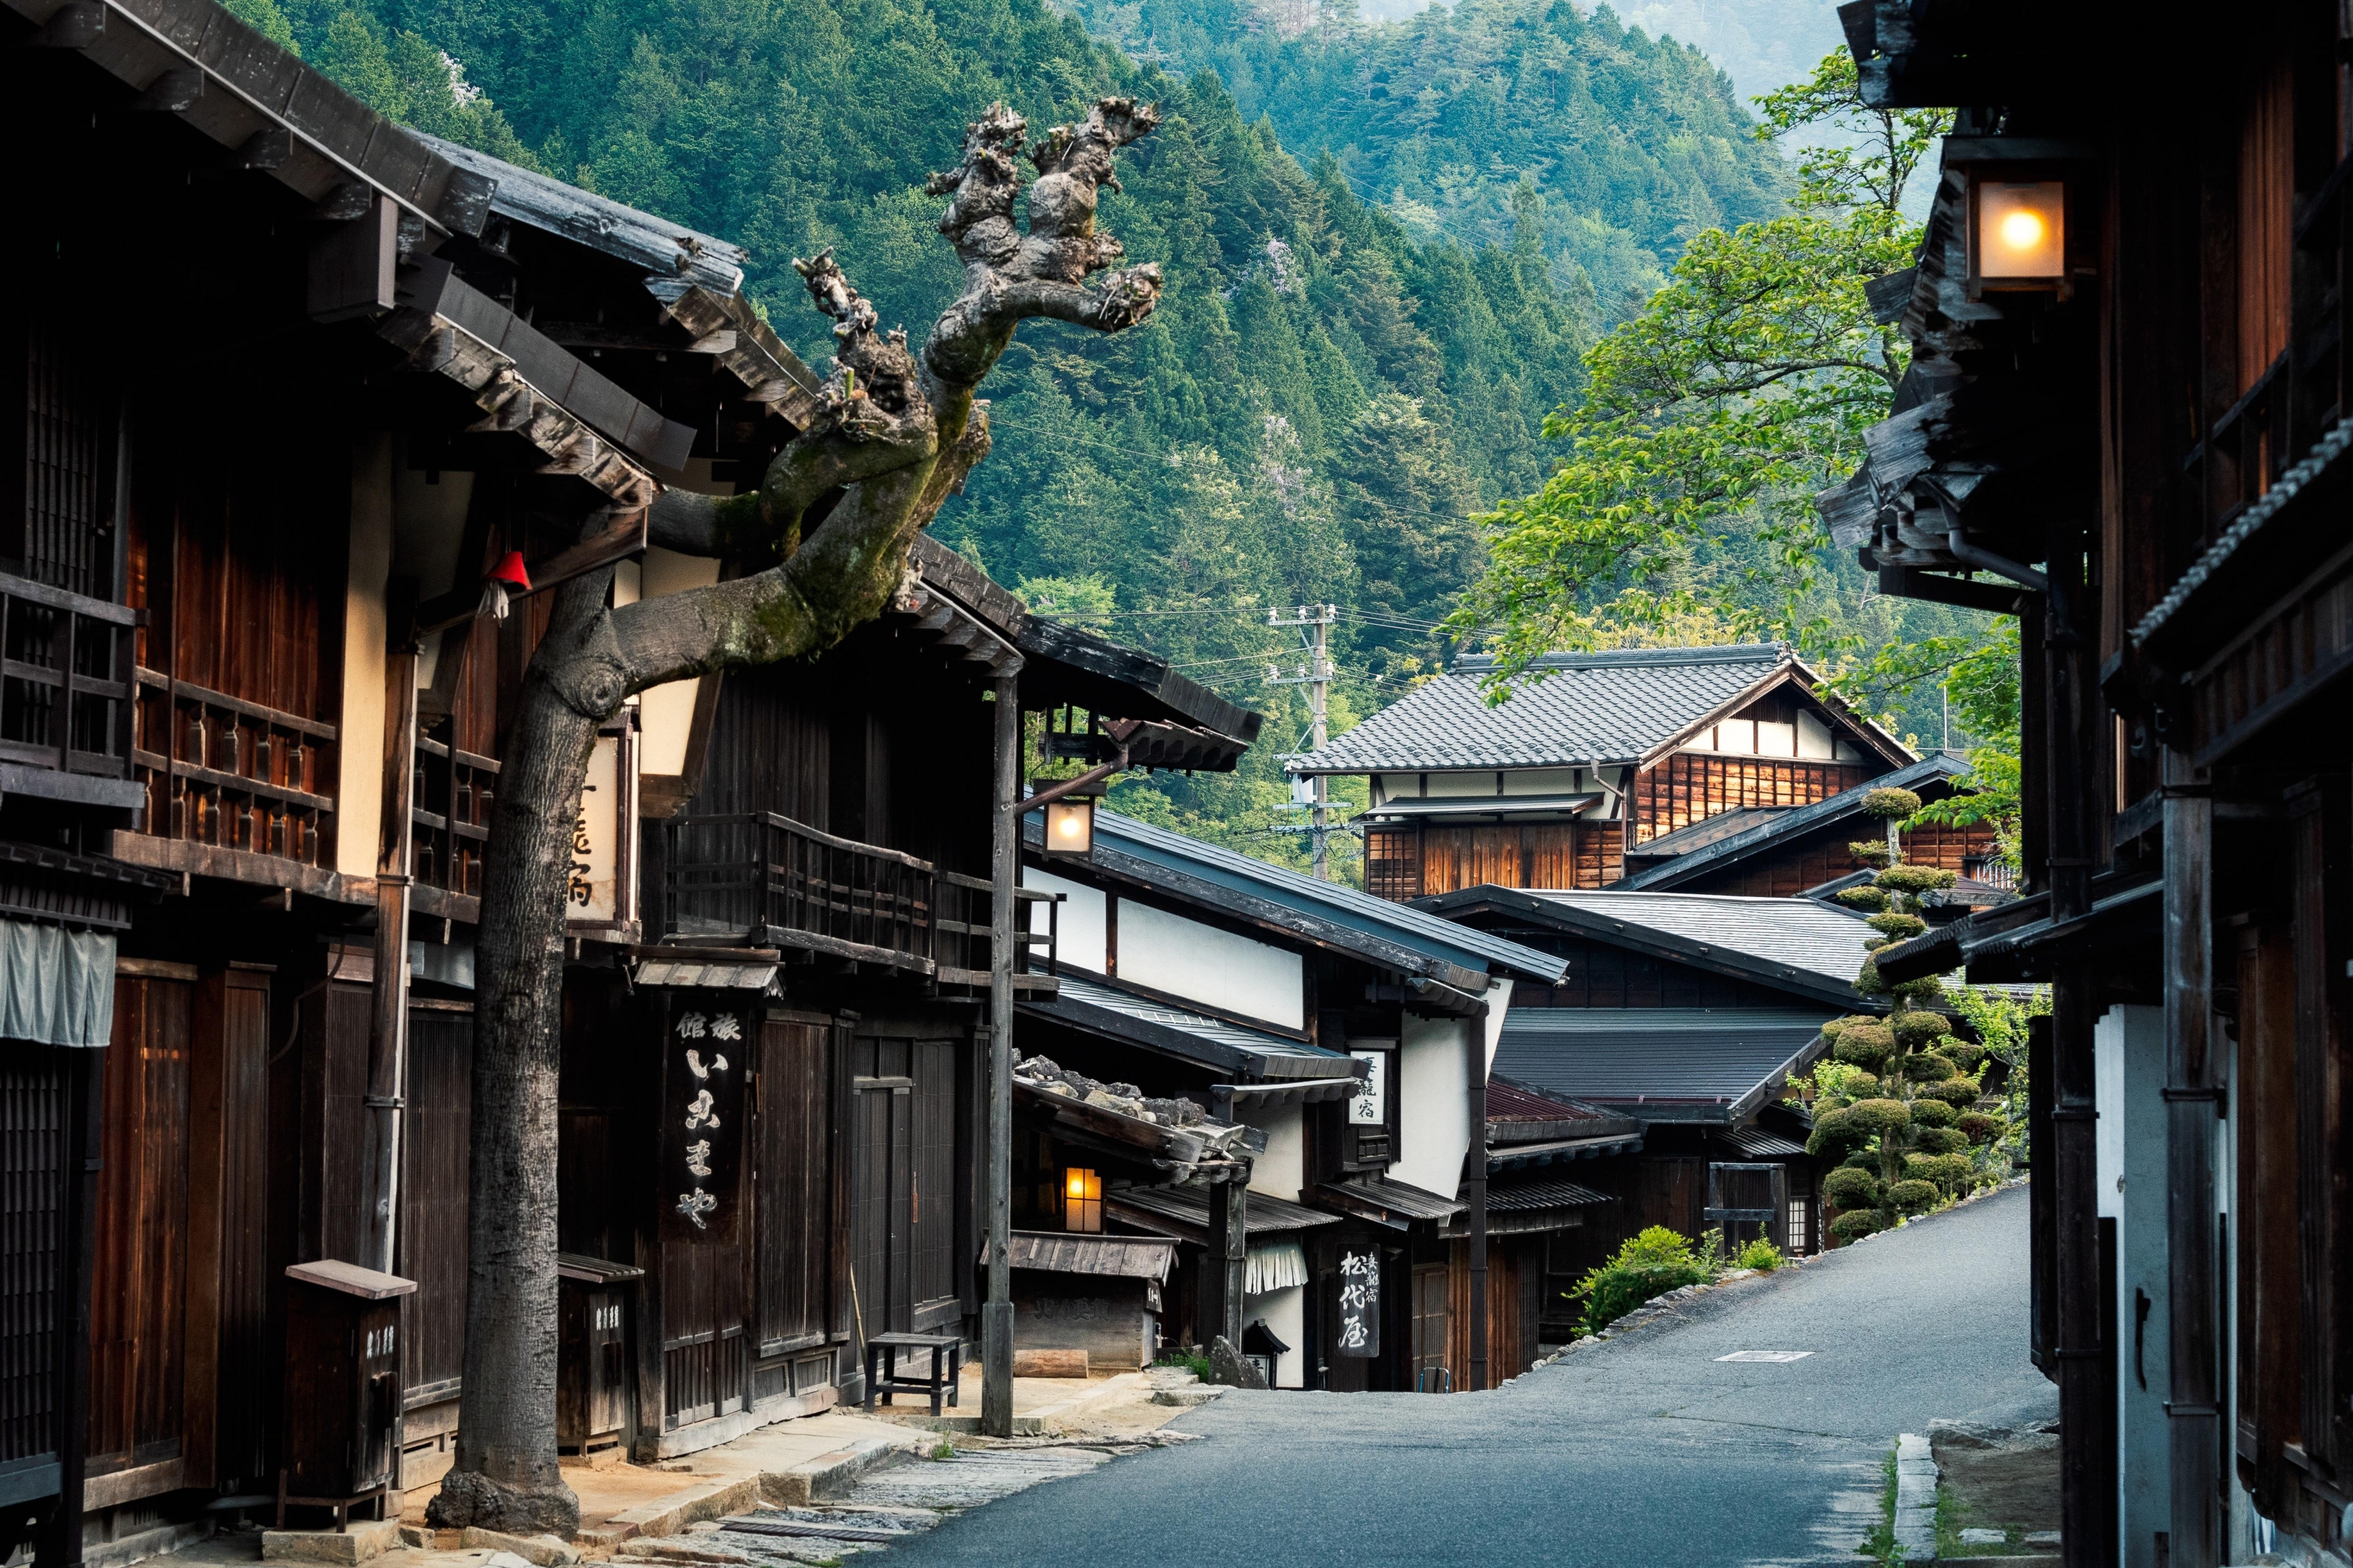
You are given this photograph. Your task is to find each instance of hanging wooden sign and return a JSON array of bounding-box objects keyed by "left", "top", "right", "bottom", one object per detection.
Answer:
[
  {"left": 1335, "top": 1246, "right": 1380, "bottom": 1358},
  {"left": 660, "top": 996, "right": 747, "bottom": 1242}
]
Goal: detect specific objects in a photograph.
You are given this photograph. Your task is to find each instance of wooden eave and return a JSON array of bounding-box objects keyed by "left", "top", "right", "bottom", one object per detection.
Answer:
[{"left": 5, "top": 0, "right": 491, "bottom": 237}]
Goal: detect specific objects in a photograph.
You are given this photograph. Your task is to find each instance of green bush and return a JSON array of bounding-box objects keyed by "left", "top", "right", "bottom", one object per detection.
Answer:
[
  {"left": 1837, "top": 885, "right": 1892, "bottom": 913},
  {"left": 1830, "top": 1210, "right": 1883, "bottom": 1241},
  {"left": 1888, "top": 1179, "right": 1941, "bottom": 1211},
  {"left": 1906, "top": 1152, "right": 1974, "bottom": 1189},
  {"left": 1840, "top": 1072, "right": 1882, "bottom": 1099},
  {"left": 1926, "top": 1077, "right": 1982, "bottom": 1107},
  {"left": 1864, "top": 787, "right": 1923, "bottom": 819},
  {"left": 1890, "top": 1010, "right": 1951, "bottom": 1048},
  {"left": 1733, "top": 1236, "right": 1782, "bottom": 1272},
  {"left": 1892, "top": 975, "right": 1949, "bottom": 1007},
  {"left": 1847, "top": 1097, "right": 1912, "bottom": 1135},
  {"left": 1849, "top": 840, "right": 1894, "bottom": 868},
  {"left": 1868, "top": 912, "right": 1928, "bottom": 941},
  {"left": 1877, "top": 864, "right": 1959, "bottom": 894},
  {"left": 1906, "top": 1097, "right": 1957, "bottom": 1129},
  {"left": 1573, "top": 1226, "right": 1716, "bottom": 1335},
  {"left": 1945, "top": 1040, "right": 1987, "bottom": 1073},
  {"left": 1913, "top": 1125, "right": 1968, "bottom": 1154},
  {"left": 1805, "top": 1106, "right": 1859, "bottom": 1159},
  {"left": 1904, "top": 1052, "right": 1960, "bottom": 1082},
  {"left": 1835, "top": 1023, "right": 1896, "bottom": 1067},
  {"left": 1823, "top": 1166, "right": 1880, "bottom": 1210},
  {"left": 1958, "top": 1111, "right": 2002, "bottom": 1143}
]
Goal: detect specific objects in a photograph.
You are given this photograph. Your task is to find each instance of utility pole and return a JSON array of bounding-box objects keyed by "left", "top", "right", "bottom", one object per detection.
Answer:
[{"left": 1268, "top": 603, "right": 1337, "bottom": 878}]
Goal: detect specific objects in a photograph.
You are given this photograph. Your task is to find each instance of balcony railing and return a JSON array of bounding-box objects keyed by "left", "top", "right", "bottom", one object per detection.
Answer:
[
  {"left": 661, "top": 811, "right": 1053, "bottom": 985},
  {"left": 412, "top": 724, "right": 498, "bottom": 905},
  {"left": 0, "top": 570, "right": 135, "bottom": 782},
  {"left": 131, "top": 669, "right": 336, "bottom": 866}
]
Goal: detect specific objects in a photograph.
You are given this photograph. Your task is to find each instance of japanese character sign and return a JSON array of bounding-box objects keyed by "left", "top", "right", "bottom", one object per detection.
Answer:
[
  {"left": 1335, "top": 1246, "right": 1381, "bottom": 1358},
  {"left": 1347, "top": 1050, "right": 1388, "bottom": 1127},
  {"left": 662, "top": 999, "right": 747, "bottom": 1241}
]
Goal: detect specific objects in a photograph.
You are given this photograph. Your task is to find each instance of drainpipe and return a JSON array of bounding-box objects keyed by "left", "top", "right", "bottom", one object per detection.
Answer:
[
  {"left": 1467, "top": 998, "right": 1488, "bottom": 1394},
  {"left": 983, "top": 672, "right": 1020, "bottom": 1438},
  {"left": 1932, "top": 491, "right": 2051, "bottom": 593}
]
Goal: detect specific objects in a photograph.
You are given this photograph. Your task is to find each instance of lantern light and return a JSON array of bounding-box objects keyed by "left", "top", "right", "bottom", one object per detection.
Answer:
[
  {"left": 1042, "top": 794, "right": 1096, "bottom": 859},
  {"left": 1973, "top": 178, "right": 2066, "bottom": 285},
  {"left": 1062, "top": 1167, "right": 1102, "bottom": 1232}
]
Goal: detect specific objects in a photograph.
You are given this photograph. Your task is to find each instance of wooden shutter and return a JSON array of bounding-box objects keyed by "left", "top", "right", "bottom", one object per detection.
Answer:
[
  {"left": 184, "top": 966, "right": 270, "bottom": 1491},
  {"left": 753, "top": 1018, "right": 832, "bottom": 1357},
  {"left": 399, "top": 1007, "right": 473, "bottom": 1413}
]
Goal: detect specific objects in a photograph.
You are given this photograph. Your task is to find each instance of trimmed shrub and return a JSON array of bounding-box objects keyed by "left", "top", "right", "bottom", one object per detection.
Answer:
[
  {"left": 1853, "top": 958, "right": 1887, "bottom": 995},
  {"left": 1869, "top": 913, "right": 1929, "bottom": 941},
  {"left": 1927, "top": 1077, "right": 1983, "bottom": 1107},
  {"left": 1904, "top": 1052, "right": 1960, "bottom": 1082},
  {"left": 1958, "top": 1112, "right": 2002, "bottom": 1143},
  {"left": 1914, "top": 1125, "right": 1968, "bottom": 1154},
  {"left": 1834, "top": 1024, "right": 1896, "bottom": 1067},
  {"left": 1892, "top": 976, "right": 1949, "bottom": 1008},
  {"left": 1905, "top": 1097, "right": 1958, "bottom": 1129},
  {"left": 1734, "top": 1237, "right": 1783, "bottom": 1272},
  {"left": 1839, "top": 1072, "right": 1882, "bottom": 1098},
  {"left": 1847, "top": 1097, "right": 1912, "bottom": 1135},
  {"left": 1837, "top": 885, "right": 1891, "bottom": 913},
  {"left": 1830, "top": 1209, "right": 1883, "bottom": 1241},
  {"left": 1864, "top": 936, "right": 1889, "bottom": 952},
  {"left": 1945, "top": 1040, "right": 1987, "bottom": 1073},
  {"left": 1888, "top": 1179, "right": 1941, "bottom": 1211},
  {"left": 1877, "top": 864, "right": 1959, "bottom": 895},
  {"left": 1574, "top": 1226, "right": 1715, "bottom": 1335},
  {"left": 1806, "top": 1105, "right": 1860, "bottom": 1158},
  {"left": 1823, "top": 1166, "right": 1880, "bottom": 1210},
  {"left": 1890, "top": 1010, "right": 1952, "bottom": 1049},
  {"left": 1863, "top": 787, "right": 1923, "bottom": 819},
  {"left": 1847, "top": 840, "right": 1894, "bottom": 868},
  {"left": 1907, "top": 1152, "right": 1974, "bottom": 1189}
]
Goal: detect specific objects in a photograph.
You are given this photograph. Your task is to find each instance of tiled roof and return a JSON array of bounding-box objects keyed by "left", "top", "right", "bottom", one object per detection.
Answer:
[
  {"left": 1486, "top": 1079, "right": 1614, "bottom": 1122},
  {"left": 1087, "top": 810, "right": 1566, "bottom": 984},
  {"left": 1616, "top": 753, "right": 1974, "bottom": 890},
  {"left": 1719, "top": 1126, "right": 1810, "bottom": 1159},
  {"left": 1007, "top": 1231, "right": 1176, "bottom": 1281},
  {"left": 1622, "top": 806, "right": 1792, "bottom": 859},
  {"left": 1493, "top": 1007, "right": 1830, "bottom": 1123},
  {"left": 1520, "top": 890, "right": 1876, "bottom": 988},
  {"left": 1483, "top": 1178, "right": 1614, "bottom": 1211},
  {"left": 1024, "top": 975, "right": 1355, "bottom": 1082},
  {"left": 1290, "top": 645, "right": 1793, "bottom": 773},
  {"left": 1107, "top": 1185, "right": 1340, "bottom": 1240}
]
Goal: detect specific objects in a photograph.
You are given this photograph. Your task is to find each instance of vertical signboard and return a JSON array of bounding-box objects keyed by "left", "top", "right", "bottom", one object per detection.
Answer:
[
  {"left": 662, "top": 998, "right": 747, "bottom": 1241},
  {"left": 1347, "top": 1050, "right": 1388, "bottom": 1126},
  {"left": 567, "top": 717, "right": 640, "bottom": 936},
  {"left": 1335, "top": 1246, "right": 1381, "bottom": 1358}
]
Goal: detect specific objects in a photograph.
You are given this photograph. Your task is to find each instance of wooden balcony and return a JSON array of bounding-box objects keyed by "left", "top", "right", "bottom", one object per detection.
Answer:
[
  {"left": 660, "top": 811, "right": 1053, "bottom": 987},
  {"left": 410, "top": 724, "right": 498, "bottom": 921},
  {"left": 124, "top": 667, "right": 339, "bottom": 889},
  {"left": 0, "top": 570, "right": 142, "bottom": 806}
]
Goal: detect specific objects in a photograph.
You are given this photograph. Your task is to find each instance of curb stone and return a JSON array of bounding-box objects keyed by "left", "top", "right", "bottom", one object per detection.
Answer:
[{"left": 1894, "top": 1432, "right": 1937, "bottom": 1564}]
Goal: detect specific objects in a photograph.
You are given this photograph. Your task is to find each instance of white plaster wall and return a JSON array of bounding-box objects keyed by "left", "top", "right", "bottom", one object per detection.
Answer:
[
  {"left": 1118, "top": 901, "right": 1303, "bottom": 1030},
  {"left": 1244, "top": 1283, "right": 1306, "bottom": 1388},
  {"left": 1394, "top": 1010, "right": 1471, "bottom": 1198},
  {"left": 2096, "top": 1005, "right": 2170, "bottom": 1568},
  {"left": 337, "top": 435, "right": 394, "bottom": 878},
  {"left": 1241, "top": 1102, "right": 1305, "bottom": 1201},
  {"left": 637, "top": 548, "right": 721, "bottom": 776},
  {"left": 1023, "top": 868, "right": 1107, "bottom": 975}
]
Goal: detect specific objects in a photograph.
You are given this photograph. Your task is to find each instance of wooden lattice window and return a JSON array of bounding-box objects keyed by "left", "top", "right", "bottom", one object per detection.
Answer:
[{"left": 19, "top": 323, "right": 115, "bottom": 600}]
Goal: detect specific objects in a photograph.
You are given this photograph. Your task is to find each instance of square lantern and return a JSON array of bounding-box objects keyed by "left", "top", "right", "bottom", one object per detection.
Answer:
[
  {"left": 1971, "top": 176, "right": 2066, "bottom": 291},
  {"left": 1063, "top": 1167, "right": 1102, "bottom": 1231},
  {"left": 1042, "top": 794, "right": 1096, "bottom": 859}
]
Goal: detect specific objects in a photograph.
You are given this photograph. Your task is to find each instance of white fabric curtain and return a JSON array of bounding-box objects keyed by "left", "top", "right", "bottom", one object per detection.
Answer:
[
  {"left": 0, "top": 920, "right": 117, "bottom": 1047},
  {"left": 1244, "top": 1237, "right": 1307, "bottom": 1296}
]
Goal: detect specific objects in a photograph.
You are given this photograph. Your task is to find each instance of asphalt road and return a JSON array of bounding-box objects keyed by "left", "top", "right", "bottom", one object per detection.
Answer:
[{"left": 884, "top": 1185, "right": 2050, "bottom": 1568}]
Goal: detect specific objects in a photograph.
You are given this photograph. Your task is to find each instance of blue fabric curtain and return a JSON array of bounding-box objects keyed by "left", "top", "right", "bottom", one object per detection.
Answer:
[{"left": 0, "top": 920, "right": 116, "bottom": 1047}]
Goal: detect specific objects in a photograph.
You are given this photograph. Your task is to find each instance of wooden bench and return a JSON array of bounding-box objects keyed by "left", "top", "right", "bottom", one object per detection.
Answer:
[{"left": 863, "top": 1331, "right": 964, "bottom": 1418}]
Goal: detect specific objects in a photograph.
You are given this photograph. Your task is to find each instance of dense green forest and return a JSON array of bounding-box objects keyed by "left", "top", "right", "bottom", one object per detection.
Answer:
[{"left": 235, "top": 0, "right": 1944, "bottom": 869}]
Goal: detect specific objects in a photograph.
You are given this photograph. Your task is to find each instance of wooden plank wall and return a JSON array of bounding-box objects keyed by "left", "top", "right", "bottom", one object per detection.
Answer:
[
  {"left": 185, "top": 968, "right": 271, "bottom": 1492},
  {"left": 1631, "top": 756, "right": 1865, "bottom": 843},
  {"left": 401, "top": 1008, "right": 473, "bottom": 1413},
  {"left": 1367, "top": 821, "right": 1624, "bottom": 901},
  {"left": 1444, "top": 1239, "right": 1544, "bottom": 1385},
  {"left": 1680, "top": 821, "right": 1996, "bottom": 898},
  {"left": 752, "top": 1020, "right": 832, "bottom": 1362}
]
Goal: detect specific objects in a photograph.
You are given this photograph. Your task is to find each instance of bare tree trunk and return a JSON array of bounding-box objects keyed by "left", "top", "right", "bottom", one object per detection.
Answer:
[{"left": 429, "top": 98, "right": 1163, "bottom": 1531}]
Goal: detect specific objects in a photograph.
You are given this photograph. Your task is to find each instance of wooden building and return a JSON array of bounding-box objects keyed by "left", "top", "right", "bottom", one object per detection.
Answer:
[
  {"left": 1016, "top": 809, "right": 1574, "bottom": 1393},
  {"left": 1821, "top": 6, "right": 2353, "bottom": 1562},
  {"left": 1284, "top": 645, "right": 1915, "bottom": 902},
  {"left": 1425, "top": 887, "right": 1877, "bottom": 1290}
]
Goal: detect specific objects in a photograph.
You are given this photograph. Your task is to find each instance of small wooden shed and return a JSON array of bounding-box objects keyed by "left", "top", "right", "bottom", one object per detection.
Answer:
[{"left": 1008, "top": 1233, "right": 1176, "bottom": 1370}]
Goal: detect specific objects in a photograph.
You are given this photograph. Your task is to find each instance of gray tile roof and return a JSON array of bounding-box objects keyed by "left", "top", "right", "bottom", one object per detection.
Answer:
[
  {"left": 1091, "top": 811, "right": 1566, "bottom": 984},
  {"left": 1291, "top": 645, "right": 1794, "bottom": 773},
  {"left": 1494, "top": 1008, "right": 1831, "bottom": 1122},
  {"left": 1522, "top": 890, "right": 1877, "bottom": 987},
  {"left": 1616, "top": 753, "right": 1974, "bottom": 891},
  {"left": 1027, "top": 975, "right": 1355, "bottom": 1082}
]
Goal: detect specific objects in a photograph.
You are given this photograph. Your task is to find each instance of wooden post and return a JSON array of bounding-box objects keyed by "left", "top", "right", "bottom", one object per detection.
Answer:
[
  {"left": 2288, "top": 780, "right": 2344, "bottom": 1487},
  {"left": 1466, "top": 1016, "right": 1487, "bottom": 1393},
  {"left": 36, "top": 1047, "right": 103, "bottom": 1568},
  {"left": 2044, "top": 537, "right": 2116, "bottom": 1568},
  {"left": 2163, "top": 747, "right": 2219, "bottom": 1568},
  {"left": 982, "top": 675, "right": 1017, "bottom": 1438},
  {"left": 362, "top": 639, "right": 418, "bottom": 1276},
  {"left": 1204, "top": 1177, "right": 1245, "bottom": 1347}
]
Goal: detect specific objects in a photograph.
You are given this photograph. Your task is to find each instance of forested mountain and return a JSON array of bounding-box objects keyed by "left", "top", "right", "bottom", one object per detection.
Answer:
[{"left": 237, "top": 0, "right": 1797, "bottom": 866}]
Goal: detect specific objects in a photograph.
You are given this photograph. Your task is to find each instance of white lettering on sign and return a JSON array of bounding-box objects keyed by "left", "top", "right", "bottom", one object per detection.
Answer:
[
  {"left": 364, "top": 1324, "right": 398, "bottom": 1359},
  {"left": 685, "top": 1089, "right": 719, "bottom": 1131},
  {"left": 593, "top": 1304, "right": 622, "bottom": 1332},
  {"left": 1335, "top": 1247, "right": 1380, "bottom": 1358},
  {"left": 685, "top": 1047, "right": 729, "bottom": 1080},
  {"left": 677, "top": 1188, "right": 716, "bottom": 1229},
  {"left": 685, "top": 1138, "right": 714, "bottom": 1178},
  {"left": 1348, "top": 1050, "right": 1388, "bottom": 1127}
]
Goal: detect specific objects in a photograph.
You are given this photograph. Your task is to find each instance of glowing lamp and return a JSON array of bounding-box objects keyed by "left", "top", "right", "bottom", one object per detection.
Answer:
[
  {"left": 1063, "top": 1167, "right": 1102, "bottom": 1232},
  {"left": 1972, "top": 178, "right": 2065, "bottom": 286},
  {"left": 1042, "top": 794, "right": 1096, "bottom": 859}
]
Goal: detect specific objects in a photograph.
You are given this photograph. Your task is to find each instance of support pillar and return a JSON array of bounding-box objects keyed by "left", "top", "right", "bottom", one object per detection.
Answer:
[
  {"left": 361, "top": 640, "right": 417, "bottom": 1276},
  {"left": 1205, "top": 1177, "right": 1246, "bottom": 1347},
  {"left": 982, "top": 675, "right": 1018, "bottom": 1438},
  {"left": 2163, "top": 749, "right": 2220, "bottom": 1568},
  {"left": 1467, "top": 1022, "right": 1488, "bottom": 1393}
]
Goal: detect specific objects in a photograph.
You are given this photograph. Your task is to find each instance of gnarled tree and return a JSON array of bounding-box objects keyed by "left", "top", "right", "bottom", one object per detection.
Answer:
[{"left": 426, "top": 97, "right": 1164, "bottom": 1534}]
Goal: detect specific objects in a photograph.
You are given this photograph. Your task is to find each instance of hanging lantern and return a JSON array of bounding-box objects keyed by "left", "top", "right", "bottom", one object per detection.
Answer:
[
  {"left": 480, "top": 550, "right": 534, "bottom": 622},
  {"left": 1042, "top": 794, "right": 1096, "bottom": 860},
  {"left": 1969, "top": 174, "right": 2067, "bottom": 292}
]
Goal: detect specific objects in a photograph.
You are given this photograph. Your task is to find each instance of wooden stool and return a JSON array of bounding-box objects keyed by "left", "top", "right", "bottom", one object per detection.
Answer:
[{"left": 862, "top": 1331, "right": 964, "bottom": 1418}]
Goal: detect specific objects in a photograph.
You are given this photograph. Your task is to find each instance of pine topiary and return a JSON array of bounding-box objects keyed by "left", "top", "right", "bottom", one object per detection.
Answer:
[
  {"left": 1823, "top": 1166, "right": 1880, "bottom": 1210},
  {"left": 1914, "top": 1125, "right": 1968, "bottom": 1154},
  {"left": 1958, "top": 1112, "right": 2001, "bottom": 1143},
  {"left": 1890, "top": 1010, "right": 1951, "bottom": 1049},
  {"left": 1892, "top": 975, "right": 1949, "bottom": 1008},
  {"left": 1836, "top": 884, "right": 1892, "bottom": 913},
  {"left": 1848, "top": 840, "right": 1894, "bottom": 868},
  {"left": 1877, "top": 864, "right": 1959, "bottom": 895},
  {"left": 1830, "top": 1210, "right": 1883, "bottom": 1241},
  {"left": 1906, "top": 1152, "right": 1974, "bottom": 1190},
  {"left": 1945, "top": 1040, "right": 1987, "bottom": 1073},
  {"left": 1834, "top": 1023, "right": 1895, "bottom": 1066},
  {"left": 1888, "top": 1179, "right": 1940, "bottom": 1211},
  {"left": 1847, "top": 1098, "right": 1912, "bottom": 1135},
  {"left": 1854, "top": 958, "right": 1886, "bottom": 996},
  {"left": 1905, "top": 1052, "right": 1961, "bottom": 1082},
  {"left": 1869, "top": 912, "right": 1929, "bottom": 941},
  {"left": 1865, "top": 787, "right": 1924, "bottom": 820},
  {"left": 1905, "top": 1097, "right": 1958, "bottom": 1129}
]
